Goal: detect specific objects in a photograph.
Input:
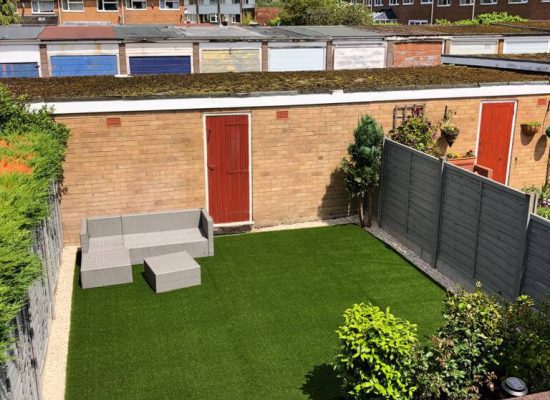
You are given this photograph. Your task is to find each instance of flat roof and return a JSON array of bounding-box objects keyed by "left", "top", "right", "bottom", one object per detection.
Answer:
[
  {"left": 0, "top": 25, "right": 45, "bottom": 40},
  {"left": 442, "top": 53, "right": 550, "bottom": 73},
  {"left": 39, "top": 26, "right": 117, "bottom": 41},
  {"left": 114, "top": 25, "right": 188, "bottom": 40},
  {"left": 3, "top": 66, "right": 548, "bottom": 102},
  {"left": 275, "top": 25, "right": 385, "bottom": 39}
]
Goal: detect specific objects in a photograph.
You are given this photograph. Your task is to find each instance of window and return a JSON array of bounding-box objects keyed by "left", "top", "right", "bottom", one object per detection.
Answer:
[
  {"left": 509, "top": 0, "right": 527, "bottom": 3},
  {"left": 480, "top": 0, "right": 496, "bottom": 4},
  {"left": 97, "top": 0, "right": 118, "bottom": 10},
  {"left": 374, "top": 0, "right": 383, "bottom": 5},
  {"left": 209, "top": 13, "right": 218, "bottom": 23},
  {"left": 62, "top": 0, "right": 83, "bottom": 10},
  {"left": 403, "top": 0, "right": 414, "bottom": 4},
  {"left": 420, "top": 0, "right": 432, "bottom": 4},
  {"left": 126, "top": 0, "right": 146, "bottom": 9},
  {"left": 460, "top": 0, "right": 474, "bottom": 4},
  {"left": 160, "top": 0, "right": 179, "bottom": 8},
  {"left": 437, "top": 0, "right": 451, "bottom": 6},
  {"left": 31, "top": 0, "right": 55, "bottom": 13},
  {"left": 364, "top": 0, "right": 373, "bottom": 5},
  {"left": 389, "top": 0, "right": 398, "bottom": 4},
  {"left": 409, "top": 19, "right": 428, "bottom": 24}
]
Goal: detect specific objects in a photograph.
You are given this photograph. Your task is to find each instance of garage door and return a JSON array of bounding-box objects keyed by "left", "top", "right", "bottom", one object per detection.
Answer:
[
  {"left": 51, "top": 55, "right": 117, "bottom": 77},
  {"left": 268, "top": 48, "right": 325, "bottom": 72},
  {"left": 450, "top": 40, "right": 498, "bottom": 55},
  {"left": 504, "top": 40, "right": 549, "bottom": 54},
  {"left": 334, "top": 46, "right": 385, "bottom": 69},
  {"left": 200, "top": 49, "right": 260, "bottom": 73},
  {"left": 0, "top": 63, "right": 39, "bottom": 78},
  {"left": 129, "top": 56, "right": 191, "bottom": 75}
]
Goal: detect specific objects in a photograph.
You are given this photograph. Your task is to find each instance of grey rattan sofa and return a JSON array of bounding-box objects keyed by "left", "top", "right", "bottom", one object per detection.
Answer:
[{"left": 80, "top": 209, "right": 213, "bottom": 289}]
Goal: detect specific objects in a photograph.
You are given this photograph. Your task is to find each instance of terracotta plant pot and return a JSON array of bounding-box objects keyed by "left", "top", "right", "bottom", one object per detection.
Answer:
[
  {"left": 441, "top": 126, "right": 460, "bottom": 147},
  {"left": 449, "top": 156, "right": 476, "bottom": 172},
  {"left": 521, "top": 124, "right": 541, "bottom": 136}
]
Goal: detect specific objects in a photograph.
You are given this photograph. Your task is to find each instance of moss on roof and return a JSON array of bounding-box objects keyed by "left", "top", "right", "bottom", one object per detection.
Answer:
[
  {"left": 363, "top": 23, "right": 539, "bottom": 36},
  {"left": 3, "top": 66, "right": 549, "bottom": 102},
  {"left": 496, "top": 21, "right": 550, "bottom": 32},
  {"left": 478, "top": 53, "right": 550, "bottom": 63}
]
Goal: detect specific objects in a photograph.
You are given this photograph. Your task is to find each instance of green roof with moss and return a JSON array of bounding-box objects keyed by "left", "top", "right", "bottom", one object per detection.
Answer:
[{"left": 3, "top": 66, "right": 549, "bottom": 102}]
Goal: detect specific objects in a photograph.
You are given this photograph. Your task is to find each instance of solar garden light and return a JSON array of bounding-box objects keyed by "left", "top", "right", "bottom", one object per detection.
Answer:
[{"left": 501, "top": 377, "right": 528, "bottom": 397}]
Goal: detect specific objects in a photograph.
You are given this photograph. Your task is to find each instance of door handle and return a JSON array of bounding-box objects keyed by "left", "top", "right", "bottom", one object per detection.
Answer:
[{"left": 208, "top": 164, "right": 216, "bottom": 170}]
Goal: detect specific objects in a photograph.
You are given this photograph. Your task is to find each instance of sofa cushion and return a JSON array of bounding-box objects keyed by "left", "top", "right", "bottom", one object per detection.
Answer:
[
  {"left": 81, "top": 247, "right": 131, "bottom": 271},
  {"left": 87, "top": 216, "right": 123, "bottom": 238},
  {"left": 121, "top": 210, "right": 201, "bottom": 235},
  {"left": 123, "top": 228, "right": 206, "bottom": 250},
  {"left": 88, "top": 235, "right": 125, "bottom": 252}
]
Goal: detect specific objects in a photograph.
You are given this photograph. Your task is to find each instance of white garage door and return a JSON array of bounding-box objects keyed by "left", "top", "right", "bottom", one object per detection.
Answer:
[
  {"left": 504, "top": 39, "right": 549, "bottom": 54},
  {"left": 268, "top": 48, "right": 325, "bottom": 72},
  {"left": 449, "top": 40, "right": 498, "bottom": 55},
  {"left": 334, "top": 45, "right": 385, "bottom": 69}
]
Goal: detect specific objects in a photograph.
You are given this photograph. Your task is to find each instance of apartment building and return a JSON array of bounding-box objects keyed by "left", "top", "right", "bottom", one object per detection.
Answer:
[
  {"left": 349, "top": 0, "right": 550, "bottom": 24},
  {"left": 182, "top": 0, "right": 254, "bottom": 24},
  {"left": 17, "top": 0, "right": 254, "bottom": 25}
]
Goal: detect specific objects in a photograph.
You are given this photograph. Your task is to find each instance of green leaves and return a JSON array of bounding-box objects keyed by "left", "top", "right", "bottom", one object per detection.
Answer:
[
  {"left": 415, "top": 285, "right": 503, "bottom": 400},
  {"left": 0, "top": 0, "right": 20, "bottom": 25},
  {"left": 279, "top": 0, "right": 372, "bottom": 26},
  {"left": 390, "top": 116, "right": 440, "bottom": 157},
  {"left": 334, "top": 303, "right": 418, "bottom": 400},
  {"left": 340, "top": 115, "right": 384, "bottom": 200},
  {"left": 0, "top": 86, "right": 68, "bottom": 362}
]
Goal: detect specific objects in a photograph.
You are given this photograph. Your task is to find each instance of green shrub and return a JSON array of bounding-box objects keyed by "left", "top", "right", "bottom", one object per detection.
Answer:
[
  {"left": 390, "top": 115, "right": 440, "bottom": 156},
  {"left": 415, "top": 285, "right": 503, "bottom": 400},
  {"left": 340, "top": 115, "right": 384, "bottom": 227},
  {"left": 499, "top": 296, "right": 550, "bottom": 393},
  {"left": 436, "top": 11, "right": 527, "bottom": 25},
  {"left": 334, "top": 303, "right": 418, "bottom": 400},
  {"left": 0, "top": 86, "right": 68, "bottom": 361},
  {"left": 279, "top": 0, "right": 372, "bottom": 26}
]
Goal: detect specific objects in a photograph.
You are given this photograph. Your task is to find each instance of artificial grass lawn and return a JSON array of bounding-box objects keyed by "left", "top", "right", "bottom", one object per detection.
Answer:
[{"left": 66, "top": 225, "right": 445, "bottom": 400}]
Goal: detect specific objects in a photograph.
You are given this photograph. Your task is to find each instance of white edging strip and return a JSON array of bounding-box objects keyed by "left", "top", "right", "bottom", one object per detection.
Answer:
[{"left": 28, "top": 84, "right": 550, "bottom": 115}]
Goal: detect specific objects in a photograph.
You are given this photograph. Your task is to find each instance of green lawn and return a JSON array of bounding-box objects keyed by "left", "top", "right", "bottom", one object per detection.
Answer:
[{"left": 66, "top": 225, "right": 445, "bottom": 400}]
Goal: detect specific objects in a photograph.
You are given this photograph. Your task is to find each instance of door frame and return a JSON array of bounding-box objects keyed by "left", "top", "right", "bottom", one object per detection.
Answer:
[
  {"left": 475, "top": 100, "right": 518, "bottom": 185},
  {"left": 202, "top": 112, "right": 253, "bottom": 227}
]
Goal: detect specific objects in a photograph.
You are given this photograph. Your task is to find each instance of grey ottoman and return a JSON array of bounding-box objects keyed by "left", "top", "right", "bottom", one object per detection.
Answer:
[{"left": 144, "top": 251, "right": 201, "bottom": 293}]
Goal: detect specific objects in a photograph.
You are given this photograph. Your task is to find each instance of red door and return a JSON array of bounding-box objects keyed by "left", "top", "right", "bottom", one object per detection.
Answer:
[
  {"left": 206, "top": 115, "right": 250, "bottom": 224},
  {"left": 477, "top": 102, "right": 515, "bottom": 184}
]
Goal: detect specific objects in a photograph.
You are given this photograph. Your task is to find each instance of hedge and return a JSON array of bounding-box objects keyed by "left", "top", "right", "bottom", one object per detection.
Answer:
[{"left": 0, "top": 86, "right": 69, "bottom": 361}]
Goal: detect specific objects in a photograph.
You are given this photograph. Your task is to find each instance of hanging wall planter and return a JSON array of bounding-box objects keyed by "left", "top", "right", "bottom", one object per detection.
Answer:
[
  {"left": 520, "top": 122, "right": 541, "bottom": 136},
  {"left": 440, "top": 106, "right": 460, "bottom": 147},
  {"left": 441, "top": 125, "right": 460, "bottom": 147}
]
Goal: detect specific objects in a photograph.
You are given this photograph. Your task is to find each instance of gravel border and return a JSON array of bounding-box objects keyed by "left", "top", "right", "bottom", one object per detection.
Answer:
[
  {"left": 42, "top": 245, "right": 78, "bottom": 400},
  {"left": 364, "top": 224, "right": 459, "bottom": 292}
]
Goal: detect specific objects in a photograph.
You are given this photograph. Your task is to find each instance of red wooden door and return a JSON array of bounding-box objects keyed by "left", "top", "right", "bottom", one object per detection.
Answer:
[
  {"left": 206, "top": 115, "right": 250, "bottom": 224},
  {"left": 477, "top": 102, "right": 515, "bottom": 184}
]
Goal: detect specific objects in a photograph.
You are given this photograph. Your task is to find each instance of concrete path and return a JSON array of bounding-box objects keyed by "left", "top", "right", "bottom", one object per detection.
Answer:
[{"left": 42, "top": 246, "right": 78, "bottom": 400}]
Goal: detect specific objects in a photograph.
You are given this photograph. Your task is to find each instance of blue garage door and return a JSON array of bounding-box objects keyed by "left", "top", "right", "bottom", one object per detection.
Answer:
[
  {"left": 129, "top": 56, "right": 191, "bottom": 75},
  {"left": 51, "top": 55, "right": 117, "bottom": 77},
  {"left": 0, "top": 63, "right": 39, "bottom": 78}
]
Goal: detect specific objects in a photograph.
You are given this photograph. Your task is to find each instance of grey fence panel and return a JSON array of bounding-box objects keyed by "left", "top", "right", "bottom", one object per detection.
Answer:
[
  {"left": 475, "top": 181, "right": 530, "bottom": 299},
  {"left": 1, "top": 185, "right": 63, "bottom": 400},
  {"left": 437, "top": 165, "right": 481, "bottom": 288},
  {"left": 380, "top": 140, "right": 442, "bottom": 264},
  {"left": 380, "top": 140, "right": 542, "bottom": 300},
  {"left": 523, "top": 214, "right": 550, "bottom": 302}
]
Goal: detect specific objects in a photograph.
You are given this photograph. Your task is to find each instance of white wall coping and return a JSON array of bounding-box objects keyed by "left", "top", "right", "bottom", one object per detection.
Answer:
[{"left": 29, "top": 83, "right": 550, "bottom": 115}]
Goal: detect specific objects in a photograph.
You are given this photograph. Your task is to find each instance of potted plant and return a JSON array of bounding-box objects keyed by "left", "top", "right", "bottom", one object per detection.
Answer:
[
  {"left": 446, "top": 150, "right": 476, "bottom": 171},
  {"left": 521, "top": 122, "right": 542, "bottom": 136},
  {"left": 440, "top": 107, "right": 460, "bottom": 147}
]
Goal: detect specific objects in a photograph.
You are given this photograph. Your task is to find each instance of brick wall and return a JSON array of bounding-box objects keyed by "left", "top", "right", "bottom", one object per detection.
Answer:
[
  {"left": 55, "top": 95, "right": 549, "bottom": 244},
  {"left": 19, "top": 0, "right": 184, "bottom": 25},
  {"left": 391, "top": 41, "right": 443, "bottom": 68}
]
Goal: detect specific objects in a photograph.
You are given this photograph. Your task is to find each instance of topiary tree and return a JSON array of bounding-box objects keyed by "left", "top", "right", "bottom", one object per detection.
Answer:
[
  {"left": 0, "top": 0, "right": 20, "bottom": 25},
  {"left": 340, "top": 115, "right": 383, "bottom": 227},
  {"left": 335, "top": 303, "right": 419, "bottom": 400}
]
